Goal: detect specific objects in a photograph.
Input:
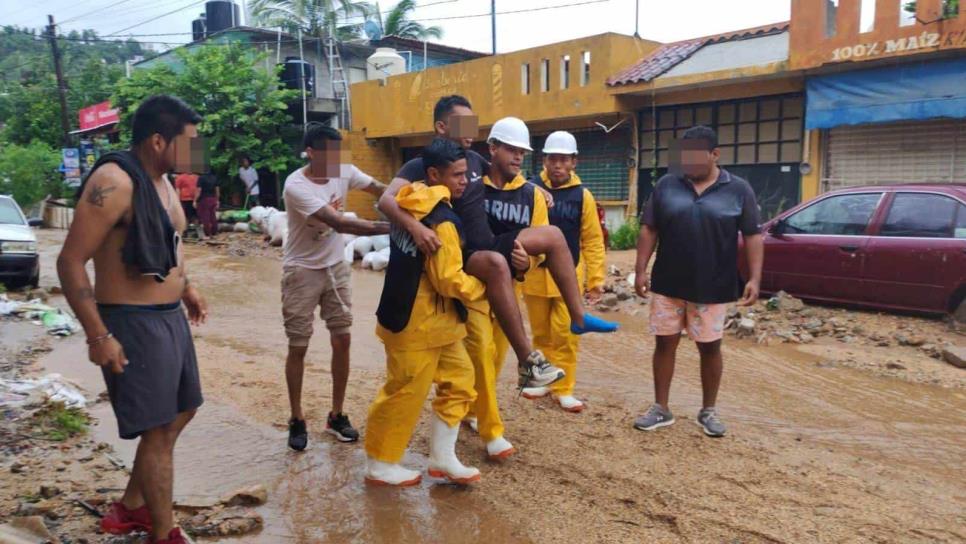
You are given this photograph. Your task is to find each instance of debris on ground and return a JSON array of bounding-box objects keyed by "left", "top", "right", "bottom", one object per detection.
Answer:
[
  {"left": 943, "top": 346, "right": 966, "bottom": 368},
  {"left": 221, "top": 484, "right": 268, "bottom": 507},
  {"left": 182, "top": 506, "right": 264, "bottom": 537},
  {"left": 0, "top": 295, "right": 79, "bottom": 336},
  {"left": 0, "top": 374, "right": 87, "bottom": 409},
  {"left": 0, "top": 515, "right": 59, "bottom": 544}
]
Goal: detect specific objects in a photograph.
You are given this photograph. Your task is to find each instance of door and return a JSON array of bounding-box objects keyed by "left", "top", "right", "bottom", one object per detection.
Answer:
[
  {"left": 863, "top": 193, "right": 966, "bottom": 312},
  {"left": 764, "top": 192, "right": 883, "bottom": 302}
]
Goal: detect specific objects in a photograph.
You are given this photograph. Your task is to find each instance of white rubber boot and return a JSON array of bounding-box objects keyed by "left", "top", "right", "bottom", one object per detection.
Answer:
[
  {"left": 556, "top": 395, "right": 585, "bottom": 413},
  {"left": 427, "top": 415, "right": 481, "bottom": 484},
  {"left": 463, "top": 417, "right": 478, "bottom": 433},
  {"left": 365, "top": 457, "right": 421, "bottom": 487},
  {"left": 521, "top": 386, "right": 550, "bottom": 400},
  {"left": 486, "top": 436, "right": 516, "bottom": 461}
]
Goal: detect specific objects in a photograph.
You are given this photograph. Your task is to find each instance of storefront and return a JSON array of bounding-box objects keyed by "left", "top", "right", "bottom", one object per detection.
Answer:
[
  {"left": 69, "top": 101, "right": 121, "bottom": 179},
  {"left": 806, "top": 57, "right": 966, "bottom": 191}
]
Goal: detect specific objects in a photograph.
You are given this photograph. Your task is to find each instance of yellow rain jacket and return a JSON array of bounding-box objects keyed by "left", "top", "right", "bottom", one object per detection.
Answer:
[
  {"left": 523, "top": 170, "right": 606, "bottom": 298},
  {"left": 375, "top": 183, "right": 486, "bottom": 350}
]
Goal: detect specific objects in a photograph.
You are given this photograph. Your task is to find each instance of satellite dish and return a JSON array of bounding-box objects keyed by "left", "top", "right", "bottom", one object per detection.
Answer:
[{"left": 364, "top": 20, "right": 383, "bottom": 41}]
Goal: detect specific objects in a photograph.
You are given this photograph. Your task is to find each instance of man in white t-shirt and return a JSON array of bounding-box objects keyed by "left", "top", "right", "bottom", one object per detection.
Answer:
[
  {"left": 281, "top": 123, "right": 389, "bottom": 451},
  {"left": 239, "top": 157, "right": 260, "bottom": 206}
]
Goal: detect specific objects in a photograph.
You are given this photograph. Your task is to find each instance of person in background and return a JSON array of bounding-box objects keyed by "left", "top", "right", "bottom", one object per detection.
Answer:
[
  {"left": 521, "top": 131, "right": 606, "bottom": 414},
  {"left": 239, "top": 157, "right": 260, "bottom": 208},
  {"left": 195, "top": 171, "right": 219, "bottom": 238},
  {"left": 633, "top": 125, "right": 764, "bottom": 438},
  {"left": 281, "top": 122, "right": 389, "bottom": 451},
  {"left": 174, "top": 170, "right": 198, "bottom": 233}
]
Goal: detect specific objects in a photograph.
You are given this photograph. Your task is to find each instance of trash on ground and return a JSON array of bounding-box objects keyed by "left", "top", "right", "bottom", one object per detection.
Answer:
[
  {"left": 0, "top": 374, "right": 87, "bottom": 409},
  {"left": 41, "top": 310, "right": 80, "bottom": 336},
  {"left": 0, "top": 516, "right": 58, "bottom": 544}
]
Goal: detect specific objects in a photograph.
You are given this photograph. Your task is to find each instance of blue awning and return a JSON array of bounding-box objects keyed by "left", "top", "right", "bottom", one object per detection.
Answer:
[{"left": 805, "top": 57, "right": 966, "bottom": 129}]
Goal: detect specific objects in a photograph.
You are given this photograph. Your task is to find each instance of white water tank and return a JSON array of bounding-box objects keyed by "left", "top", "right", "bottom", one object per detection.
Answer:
[{"left": 367, "top": 48, "right": 406, "bottom": 81}]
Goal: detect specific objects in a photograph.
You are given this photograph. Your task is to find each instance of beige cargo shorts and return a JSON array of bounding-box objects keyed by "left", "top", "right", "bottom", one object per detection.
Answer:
[{"left": 281, "top": 261, "right": 353, "bottom": 347}]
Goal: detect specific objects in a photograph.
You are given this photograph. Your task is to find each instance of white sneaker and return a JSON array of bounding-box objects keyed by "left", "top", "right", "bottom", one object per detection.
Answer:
[
  {"left": 365, "top": 457, "right": 421, "bottom": 486},
  {"left": 463, "top": 417, "right": 478, "bottom": 433},
  {"left": 486, "top": 436, "right": 516, "bottom": 461},
  {"left": 427, "top": 415, "right": 481, "bottom": 484},
  {"left": 556, "top": 395, "right": 585, "bottom": 413},
  {"left": 518, "top": 350, "right": 565, "bottom": 388},
  {"left": 521, "top": 386, "right": 550, "bottom": 400}
]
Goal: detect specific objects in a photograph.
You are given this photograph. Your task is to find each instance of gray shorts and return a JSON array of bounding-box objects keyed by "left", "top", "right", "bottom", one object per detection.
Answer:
[{"left": 98, "top": 303, "right": 203, "bottom": 439}]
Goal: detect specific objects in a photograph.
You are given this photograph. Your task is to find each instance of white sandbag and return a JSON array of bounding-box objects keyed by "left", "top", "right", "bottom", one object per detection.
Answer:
[
  {"left": 371, "top": 234, "right": 390, "bottom": 251},
  {"left": 343, "top": 242, "right": 355, "bottom": 264},
  {"left": 369, "top": 247, "right": 390, "bottom": 271},
  {"left": 267, "top": 210, "right": 288, "bottom": 246},
  {"left": 361, "top": 251, "right": 376, "bottom": 269},
  {"left": 353, "top": 236, "right": 374, "bottom": 257},
  {"left": 233, "top": 222, "right": 250, "bottom": 233},
  {"left": 248, "top": 206, "right": 269, "bottom": 229}
]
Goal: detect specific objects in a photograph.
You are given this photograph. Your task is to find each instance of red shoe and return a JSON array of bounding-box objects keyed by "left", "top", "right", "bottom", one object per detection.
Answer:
[
  {"left": 100, "top": 501, "right": 151, "bottom": 534},
  {"left": 152, "top": 527, "right": 190, "bottom": 544}
]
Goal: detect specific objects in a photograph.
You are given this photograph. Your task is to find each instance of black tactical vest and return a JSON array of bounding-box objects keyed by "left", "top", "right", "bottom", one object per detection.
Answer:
[
  {"left": 483, "top": 181, "right": 536, "bottom": 235},
  {"left": 376, "top": 203, "right": 468, "bottom": 333},
  {"left": 532, "top": 176, "right": 583, "bottom": 267}
]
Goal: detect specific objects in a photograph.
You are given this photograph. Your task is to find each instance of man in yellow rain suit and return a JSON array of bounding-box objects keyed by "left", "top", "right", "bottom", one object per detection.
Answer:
[
  {"left": 521, "top": 131, "right": 606, "bottom": 413},
  {"left": 365, "top": 138, "right": 486, "bottom": 486},
  {"left": 463, "top": 117, "right": 557, "bottom": 461}
]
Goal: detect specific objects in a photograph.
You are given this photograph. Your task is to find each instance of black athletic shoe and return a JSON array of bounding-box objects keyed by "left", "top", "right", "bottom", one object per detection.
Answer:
[
  {"left": 288, "top": 418, "right": 308, "bottom": 451},
  {"left": 326, "top": 412, "right": 359, "bottom": 443}
]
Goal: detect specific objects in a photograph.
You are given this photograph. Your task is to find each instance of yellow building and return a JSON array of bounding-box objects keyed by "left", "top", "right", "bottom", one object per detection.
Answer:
[{"left": 349, "top": 33, "right": 659, "bottom": 227}]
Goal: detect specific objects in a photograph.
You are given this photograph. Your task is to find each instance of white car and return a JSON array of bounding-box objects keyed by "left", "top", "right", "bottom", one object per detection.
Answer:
[{"left": 0, "top": 195, "right": 41, "bottom": 288}]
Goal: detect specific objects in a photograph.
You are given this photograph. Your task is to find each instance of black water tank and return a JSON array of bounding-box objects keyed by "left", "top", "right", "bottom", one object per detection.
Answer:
[
  {"left": 205, "top": 1, "right": 240, "bottom": 35},
  {"left": 279, "top": 57, "right": 315, "bottom": 98},
  {"left": 191, "top": 15, "right": 206, "bottom": 42}
]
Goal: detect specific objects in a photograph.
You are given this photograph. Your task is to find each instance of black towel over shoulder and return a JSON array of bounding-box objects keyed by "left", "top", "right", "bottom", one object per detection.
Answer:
[{"left": 78, "top": 150, "right": 178, "bottom": 282}]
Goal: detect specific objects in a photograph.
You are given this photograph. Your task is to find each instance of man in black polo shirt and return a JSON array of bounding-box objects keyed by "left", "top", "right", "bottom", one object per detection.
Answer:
[{"left": 632, "top": 126, "right": 764, "bottom": 437}]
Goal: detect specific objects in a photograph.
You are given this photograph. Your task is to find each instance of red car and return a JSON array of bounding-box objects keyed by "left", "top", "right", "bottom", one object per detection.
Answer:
[{"left": 744, "top": 184, "right": 966, "bottom": 318}]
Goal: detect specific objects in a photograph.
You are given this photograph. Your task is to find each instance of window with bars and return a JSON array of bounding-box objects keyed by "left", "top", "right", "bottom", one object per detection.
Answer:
[
  {"left": 639, "top": 94, "right": 804, "bottom": 171},
  {"left": 528, "top": 126, "right": 631, "bottom": 202}
]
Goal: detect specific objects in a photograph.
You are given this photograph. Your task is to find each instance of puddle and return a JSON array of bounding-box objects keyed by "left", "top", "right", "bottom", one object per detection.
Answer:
[{"left": 41, "top": 336, "right": 530, "bottom": 543}]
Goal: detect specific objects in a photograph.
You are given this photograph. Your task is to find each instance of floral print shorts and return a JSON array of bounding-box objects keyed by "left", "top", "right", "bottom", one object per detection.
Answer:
[{"left": 648, "top": 293, "right": 728, "bottom": 343}]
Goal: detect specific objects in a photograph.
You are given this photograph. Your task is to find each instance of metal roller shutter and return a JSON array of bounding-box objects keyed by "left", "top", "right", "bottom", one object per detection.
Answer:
[{"left": 824, "top": 119, "right": 966, "bottom": 190}]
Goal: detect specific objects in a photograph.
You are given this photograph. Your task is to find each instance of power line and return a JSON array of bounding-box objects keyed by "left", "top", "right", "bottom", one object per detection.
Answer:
[
  {"left": 102, "top": 0, "right": 207, "bottom": 37},
  {"left": 59, "top": 0, "right": 139, "bottom": 25}
]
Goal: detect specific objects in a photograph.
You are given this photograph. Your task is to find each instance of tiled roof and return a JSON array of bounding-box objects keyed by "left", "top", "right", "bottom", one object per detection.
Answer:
[{"left": 608, "top": 21, "right": 790, "bottom": 86}]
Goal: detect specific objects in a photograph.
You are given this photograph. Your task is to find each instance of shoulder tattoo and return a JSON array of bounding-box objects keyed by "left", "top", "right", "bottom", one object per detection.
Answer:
[{"left": 87, "top": 184, "right": 116, "bottom": 208}]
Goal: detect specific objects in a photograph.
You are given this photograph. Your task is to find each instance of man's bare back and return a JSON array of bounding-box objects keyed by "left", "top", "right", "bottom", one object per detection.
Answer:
[{"left": 84, "top": 163, "right": 187, "bottom": 305}]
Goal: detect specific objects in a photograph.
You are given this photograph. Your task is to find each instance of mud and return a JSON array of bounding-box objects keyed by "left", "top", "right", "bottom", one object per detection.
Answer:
[{"left": 2, "top": 230, "right": 964, "bottom": 543}]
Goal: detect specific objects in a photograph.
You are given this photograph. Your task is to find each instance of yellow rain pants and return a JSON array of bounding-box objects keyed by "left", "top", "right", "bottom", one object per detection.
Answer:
[
  {"left": 463, "top": 308, "right": 511, "bottom": 442},
  {"left": 524, "top": 295, "right": 579, "bottom": 396},
  {"left": 365, "top": 341, "right": 476, "bottom": 463}
]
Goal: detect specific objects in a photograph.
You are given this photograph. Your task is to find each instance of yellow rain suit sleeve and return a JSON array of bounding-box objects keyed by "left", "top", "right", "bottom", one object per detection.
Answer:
[
  {"left": 580, "top": 188, "right": 606, "bottom": 292},
  {"left": 425, "top": 222, "right": 486, "bottom": 304}
]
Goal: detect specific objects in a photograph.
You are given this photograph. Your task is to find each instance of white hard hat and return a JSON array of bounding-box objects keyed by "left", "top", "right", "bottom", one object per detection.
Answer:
[
  {"left": 542, "top": 131, "right": 578, "bottom": 155},
  {"left": 487, "top": 117, "right": 532, "bottom": 151}
]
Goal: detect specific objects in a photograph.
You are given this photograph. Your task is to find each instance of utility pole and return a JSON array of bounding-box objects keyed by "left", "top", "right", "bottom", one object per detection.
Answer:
[
  {"left": 491, "top": 0, "right": 496, "bottom": 54},
  {"left": 47, "top": 15, "right": 71, "bottom": 147},
  {"left": 634, "top": 0, "right": 640, "bottom": 38}
]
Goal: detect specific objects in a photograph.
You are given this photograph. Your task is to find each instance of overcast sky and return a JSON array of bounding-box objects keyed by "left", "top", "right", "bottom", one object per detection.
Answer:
[{"left": 2, "top": 0, "right": 791, "bottom": 55}]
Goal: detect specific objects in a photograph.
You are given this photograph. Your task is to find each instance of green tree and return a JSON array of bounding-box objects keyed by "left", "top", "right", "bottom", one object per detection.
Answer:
[
  {"left": 903, "top": 0, "right": 959, "bottom": 18},
  {"left": 112, "top": 44, "right": 301, "bottom": 186},
  {"left": 382, "top": 0, "right": 442, "bottom": 39},
  {"left": 0, "top": 141, "right": 64, "bottom": 206},
  {"left": 248, "top": 0, "right": 374, "bottom": 40}
]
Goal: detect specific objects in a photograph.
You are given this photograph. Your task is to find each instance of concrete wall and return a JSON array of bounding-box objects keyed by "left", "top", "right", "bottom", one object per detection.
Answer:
[
  {"left": 342, "top": 131, "right": 399, "bottom": 220},
  {"left": 350, "top": 33, "right": 660, "bottom": 139},
  {"left": 790, "top": 0, "right": 966, "bottom": 70}
]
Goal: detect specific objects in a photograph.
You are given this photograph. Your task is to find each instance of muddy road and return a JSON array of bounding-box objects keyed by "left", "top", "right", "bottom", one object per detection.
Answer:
[{"left": 5, "top": 229, "right": 966, "bottom": 543}]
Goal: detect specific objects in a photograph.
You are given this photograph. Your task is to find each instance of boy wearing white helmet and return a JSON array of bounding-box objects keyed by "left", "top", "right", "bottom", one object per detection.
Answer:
[{"left": 520, "top": 131, "right": 607, "bottom": 413}]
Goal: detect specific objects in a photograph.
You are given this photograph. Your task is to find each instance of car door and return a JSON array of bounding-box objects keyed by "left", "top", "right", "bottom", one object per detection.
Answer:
[
  {"left": 863, "top": 192, "right": 966, "bottom": 312},
  {"left": 764, "top": 192, "right": 883, "bottom": 302}
]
